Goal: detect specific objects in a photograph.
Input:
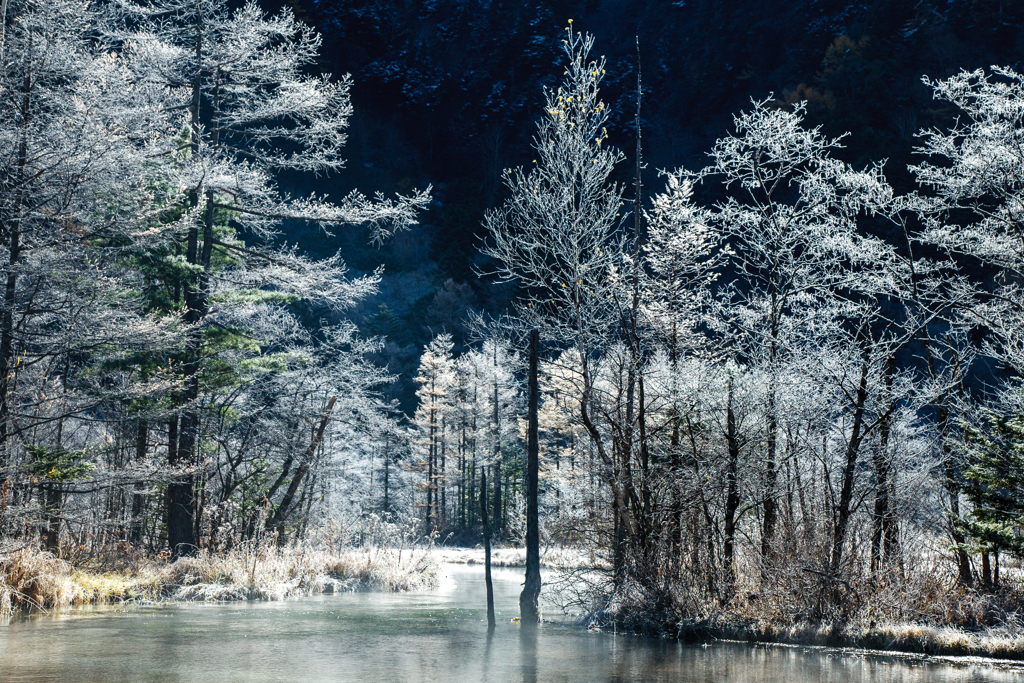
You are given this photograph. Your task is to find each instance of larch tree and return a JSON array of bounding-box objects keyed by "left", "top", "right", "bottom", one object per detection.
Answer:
[
  {"left": 637, "top": 171, "right": 728, "bottom": 570},
  {"left": 413, "top": 333, "right": 454, "bottom": 533},
  {"left": 109, "top": 0, "right": 428, "bottom": 556}
]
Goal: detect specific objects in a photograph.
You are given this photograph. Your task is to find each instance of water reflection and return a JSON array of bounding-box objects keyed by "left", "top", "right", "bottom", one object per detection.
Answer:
[
  {"left": 520, "top": 619, "right": 538, "bottom": 683},
  {"left": 482, "top": 627, "right": 494, "bottom": 683},
  {"left": 0, "top": 564, "right": 1021, "bottom": 682}
]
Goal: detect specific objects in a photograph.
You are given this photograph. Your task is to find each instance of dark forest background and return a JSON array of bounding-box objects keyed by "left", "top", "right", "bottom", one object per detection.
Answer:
[{"left": 262, "top": 0, "right": 1024, "bottom": 411}]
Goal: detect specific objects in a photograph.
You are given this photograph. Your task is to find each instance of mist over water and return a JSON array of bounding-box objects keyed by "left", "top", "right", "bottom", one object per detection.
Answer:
[{"left": 0, "top": 565, "right": 1018, "bottom": 682}]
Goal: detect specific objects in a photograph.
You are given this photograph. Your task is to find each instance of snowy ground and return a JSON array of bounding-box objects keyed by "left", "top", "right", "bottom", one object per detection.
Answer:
[{"left": 429, "top": 545, "right": 606, "bottom": 570}]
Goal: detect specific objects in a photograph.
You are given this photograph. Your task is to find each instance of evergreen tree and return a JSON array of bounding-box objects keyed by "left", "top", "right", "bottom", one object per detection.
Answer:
[
  {"left": 960, "top": 411, "right": 1024, "bottom": 557},
  {"left": 111, "top": 0, "right": 428, "bottom": 556}
]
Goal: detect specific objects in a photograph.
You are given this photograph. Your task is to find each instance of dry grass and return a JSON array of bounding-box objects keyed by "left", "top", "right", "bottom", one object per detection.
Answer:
[
  {"left": 158, "top": 545, "right": 438, "bottom": 601},
  {"left": 566, "top": 554, "right": 1024, "bottom": 660},
  {"left": 0, "top": 543, "right": 439, "bottom": 620},
  {"left": 682, "top": 618, "right": 1024, "bottom": 659},
  {"left": 1, "top": 548, "right": 87, "bottom": 618}
]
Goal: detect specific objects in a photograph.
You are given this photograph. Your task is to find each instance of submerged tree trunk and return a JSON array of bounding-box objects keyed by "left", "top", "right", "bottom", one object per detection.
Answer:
[
  {"left": 481, "top": 467, "right": 495, "bottom": 631},
  {"left": 520, "top": 329, "right": 541, "bottom": 626}
]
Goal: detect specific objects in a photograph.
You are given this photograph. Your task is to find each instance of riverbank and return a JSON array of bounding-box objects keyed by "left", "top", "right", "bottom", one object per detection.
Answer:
[
  {"left": 8, "top": 543, "right": 1024, "bottom": 664},
  {"left": 431, "top": 545, "right": 604, "bottom": 569},
  {"left": 583, "top": 577, "right": 1024, "bottom": 662},
  {"left": 0, "top": 544, "right": 439, "bottom": 619},
  {"left": 406, "top": 547, "right": 1024, "bottom": 661},
  {"left": 666, "top": 616, "right": 1024, "bottom": 661}
]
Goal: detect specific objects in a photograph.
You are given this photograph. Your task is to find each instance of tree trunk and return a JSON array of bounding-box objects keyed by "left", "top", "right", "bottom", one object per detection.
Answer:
[
  {"left": 131, "top": 420, "right": 147, "bottom": 544},
  {"left": 830, "top": 348, "right": 870, "bottom": 575},
  {"left": 0, "top": 52, "right": 32, "bottom": 473},
  {"left": 492, "top": 361, "right": 502, "bottom": 540},
  {"left": 167, "top": 15, "right": 209, "bottom": 559},
  {"left": 481, "top": 467, "right": 495, "bottom": 631},
  {"left": 382, "top": 435, "right": 391, "bottom": 514},
  {"left": 577, "top": 354, "right": 625, "bottom": 580},
  {"left": 919, "top": 335, "right": 972, "bottom": 586},
  {"left": 723, "top": 375, "right": 741, "bottom": 596},
  {"left": 439, "top": 416, "right": 446, "bottom": 529},
  {"left": 520, "top": 329, "right": 541, "bottom": 626},
  {"left": 945, "top": 465, "right": 973, "bottom": 586},
  {"left": 42, "top": 485, "right": 61, "bottom": 552},
  {"left": 669, "top": 416, "right": 682, "bottom": 572},
  {"left": 872, "top": 356, "right": 896, "bottom": 574},
  {"left": 0, "top": 0, "right": 8, "bottom": 58},
  {"left": 269, "top": 396, "right": 336, "bottom": 541},
  {"left": 761, "top": 371, "right": 778, "bottom": 579},
  {"left": 168, "top": 189, "right": 216, "bottom": 558},
  {"left": 427, "top": 412, "right": 435, "bottom": 533}
]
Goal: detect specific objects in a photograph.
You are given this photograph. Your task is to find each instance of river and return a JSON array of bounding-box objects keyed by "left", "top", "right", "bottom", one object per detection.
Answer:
[{"left": 0, "top": 564, "right": 1020, "bottom": 682}]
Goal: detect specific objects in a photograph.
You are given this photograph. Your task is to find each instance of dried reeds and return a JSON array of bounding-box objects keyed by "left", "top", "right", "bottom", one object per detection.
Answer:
[
  {"left": 1, "top": 542, "right": 439, "bottom": 620},
  {"left": 1, "top": 548, "right": 85, "bottom": 618}
]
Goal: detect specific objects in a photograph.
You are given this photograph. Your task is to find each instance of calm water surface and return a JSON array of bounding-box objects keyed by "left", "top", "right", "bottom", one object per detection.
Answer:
[{"left": 0, "top": 564, "right": 1020, "bottom": 682}]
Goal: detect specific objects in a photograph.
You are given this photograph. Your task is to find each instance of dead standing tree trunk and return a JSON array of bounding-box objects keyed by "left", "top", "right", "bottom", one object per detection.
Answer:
[
  {"left": 481, "top": 466, "right": 496, "bottom": 631},
  {"left": 492, "top": 345, "right": 502, "bottom": 540},
  {"left": 520, "top": 329, "right": 541, "bottom": 626},
  {"left": 723, "top": 375, "right": 741, "bottom": 598}
]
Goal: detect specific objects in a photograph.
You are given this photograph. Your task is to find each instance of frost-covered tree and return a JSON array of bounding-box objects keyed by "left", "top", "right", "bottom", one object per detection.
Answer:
[
  {"left": 0, "top": 0, "right": 181, "bottom": 543},
  {"left": 413, "top": 333, "right": 454, "bottom": 532},
  {"left": 109, "top": 0, "right": 429, "bottom": 555},
  {"left": 633, "top": 172, "right": 728, "bottom": 571},
  {"left": 472, "top": 339, "right": 521, "bottom": 538},
  {"left": 910, "top": 67, "right": 1024, "bottom": 376},
  {"left": 411, "top": 334, "right": 521, "bottom": 537},
  {"left": 480, "top": 25, "right": 631, "bottom": 565},
  {"left": 705, "top": 99, "right": 902, "bottom": 572},
  {"left": 901, "top": 67, "right": 1024, "bottom": 584},
  {"left": 640, "top": 172, "right": 726, "bottom": 359}
]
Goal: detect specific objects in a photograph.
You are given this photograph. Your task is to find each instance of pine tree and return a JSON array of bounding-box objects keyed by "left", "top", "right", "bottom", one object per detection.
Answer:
[{"left": 960, "top": 411, "right": 1024, "bottom": 557}]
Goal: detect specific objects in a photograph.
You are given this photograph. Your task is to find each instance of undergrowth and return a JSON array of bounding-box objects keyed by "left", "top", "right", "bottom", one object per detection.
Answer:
[{"left": 556, "top": 555, "right": 1024, "bottom": 660}]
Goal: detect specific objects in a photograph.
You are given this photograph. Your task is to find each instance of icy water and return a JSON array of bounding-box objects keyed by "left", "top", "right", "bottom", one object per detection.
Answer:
[{"left": 0, "top": 565, "right": 1021, "bottom": 682}]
